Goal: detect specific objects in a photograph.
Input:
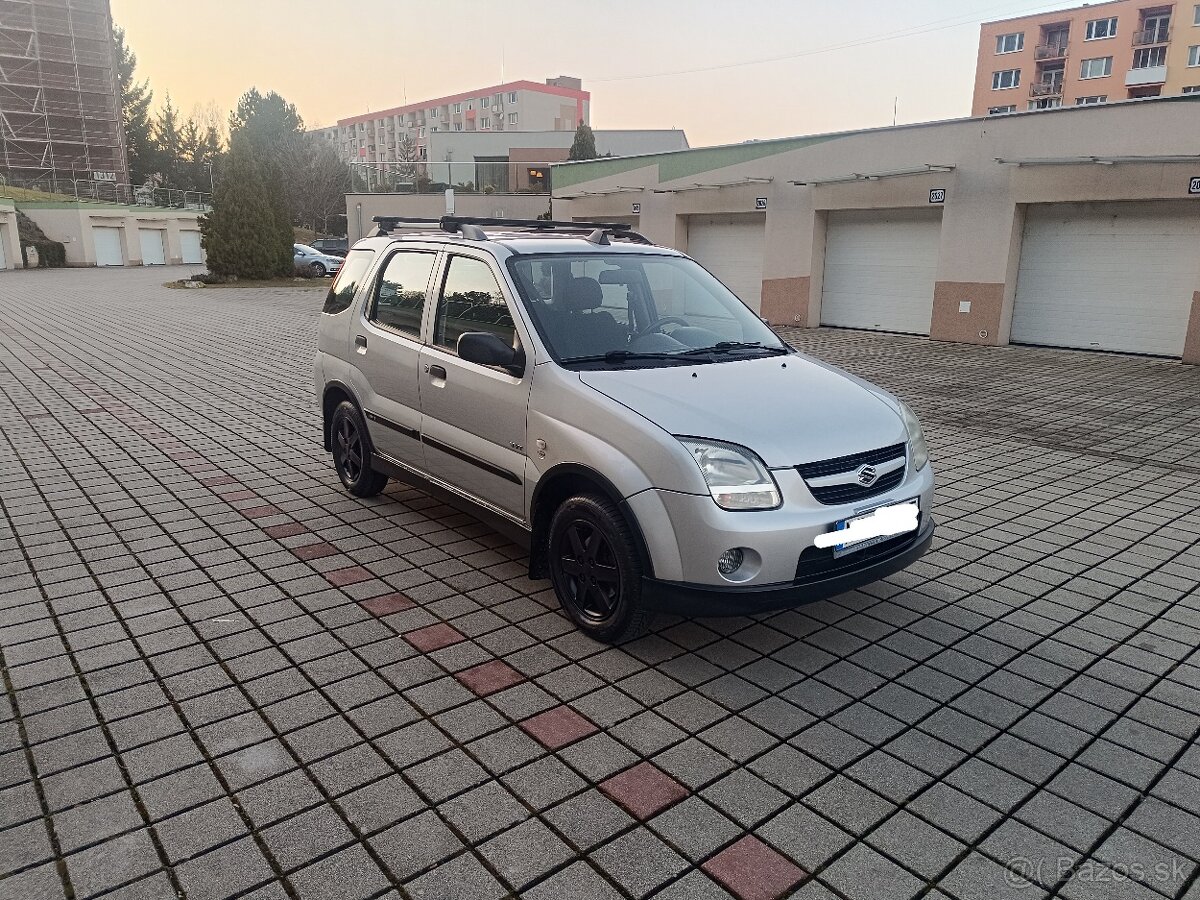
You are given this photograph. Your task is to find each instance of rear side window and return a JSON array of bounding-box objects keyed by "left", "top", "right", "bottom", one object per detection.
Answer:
[
  {"left": 369, "top": 251, "right": 437, "bottom": 337},
  {"left": 322, "top": 249, "right": 373, "bottom": 314},
  {"left": 433, "top": 256, "right": 516, "bottom": 352}
]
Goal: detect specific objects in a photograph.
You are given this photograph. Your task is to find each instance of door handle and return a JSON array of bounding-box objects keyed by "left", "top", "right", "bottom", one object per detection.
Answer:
[
  {"left": 428, "top": 364, "right": 447, "bottom": 380},
  {"left": 355, "top": 335, "right": 367, "bottom": 350}
]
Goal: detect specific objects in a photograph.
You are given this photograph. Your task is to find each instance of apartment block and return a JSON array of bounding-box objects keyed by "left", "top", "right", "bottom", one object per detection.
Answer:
[
  {"left": 972, "top": 0, "right": 1200, "bottom": 116},
  {"left": 309, "top": 76, "right": 590, "bottom": 167}
]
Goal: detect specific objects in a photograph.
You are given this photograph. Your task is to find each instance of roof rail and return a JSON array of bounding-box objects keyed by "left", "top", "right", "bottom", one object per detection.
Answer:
[{"left": 371, "top": 215, "right": 653, "bottom": 245}]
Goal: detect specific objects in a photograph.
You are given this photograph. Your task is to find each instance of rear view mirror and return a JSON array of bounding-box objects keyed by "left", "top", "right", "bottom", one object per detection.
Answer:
[{"left": 458, "top": 332, "right": 525, "bottom": 376}]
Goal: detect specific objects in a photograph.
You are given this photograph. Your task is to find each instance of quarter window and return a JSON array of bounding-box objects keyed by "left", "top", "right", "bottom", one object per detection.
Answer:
[
  {"left": 434, "top": 256, "right": 516, "bottom": 353},
  {"left": 1080, "top": 57, "right": 1112, "bottom": 78},
  {"left": 992, "top": 69, "right": 1021, "bottom": 89},
  {"left": 996, "top": 32, "right": 1024, "bottom": 53},
  {"left": 370, "top": 251, "right": 437, "bottom": 337},
  {"left": 322, "top": 249, "right": 374, "bottom": 315},
  {"left": 1086, "top": 17, "right": 1118, "bottom": 39}
]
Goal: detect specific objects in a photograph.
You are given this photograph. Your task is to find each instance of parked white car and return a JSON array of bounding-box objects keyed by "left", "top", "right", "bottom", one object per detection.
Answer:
[{"left": 294, "top": 243, "right": 343, "bottom": 277}]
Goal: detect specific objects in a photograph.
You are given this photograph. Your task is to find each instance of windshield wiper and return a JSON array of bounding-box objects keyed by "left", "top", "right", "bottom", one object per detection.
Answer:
[
  {"left": 677, "top": 341, "right": 790, "bottom": 356},
  {"left": 565, "top": 350, "right": 707, "bottom": 365}
]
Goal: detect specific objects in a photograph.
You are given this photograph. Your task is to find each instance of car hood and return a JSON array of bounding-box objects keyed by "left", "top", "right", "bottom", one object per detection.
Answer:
[{"left": 577, "top": 354, "right": 906, "bottom": 467}]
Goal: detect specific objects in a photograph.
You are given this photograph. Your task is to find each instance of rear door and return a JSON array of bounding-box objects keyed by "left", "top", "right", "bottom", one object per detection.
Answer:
[
  {"left": 418, "top": 252, "right": 532, "bottom": 520},
  {"left": 349, "top": 246, "right": 441, "bottom": 469}
]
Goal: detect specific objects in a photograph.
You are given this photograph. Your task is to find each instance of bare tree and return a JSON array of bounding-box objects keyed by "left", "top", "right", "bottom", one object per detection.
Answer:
[{"left": 299, "top": 141, "right": 351, "bottom": 235}]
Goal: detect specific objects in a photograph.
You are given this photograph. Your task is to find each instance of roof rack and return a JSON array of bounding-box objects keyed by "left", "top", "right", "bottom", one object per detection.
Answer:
[{"left": 371, "top": 215, "right": 653, "bottom": 246}]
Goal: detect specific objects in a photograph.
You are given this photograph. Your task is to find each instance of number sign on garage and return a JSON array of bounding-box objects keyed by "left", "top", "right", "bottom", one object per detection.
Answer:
[{"left": 1012, "top": 201, "right": 1200, "bottom": 358}]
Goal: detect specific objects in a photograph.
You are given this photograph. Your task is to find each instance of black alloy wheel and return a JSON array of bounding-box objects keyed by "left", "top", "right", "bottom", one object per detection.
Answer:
[
  {"left": 548, "top": 494, "right": 650, "bottom": 642},
  {"left": 330, "top": 401, "right": 387, "bottom": 497}
]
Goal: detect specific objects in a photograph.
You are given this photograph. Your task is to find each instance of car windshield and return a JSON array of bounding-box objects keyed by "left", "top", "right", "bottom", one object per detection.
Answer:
[{"left": 508, "top": 253, "right": 789, "bottom": 366}]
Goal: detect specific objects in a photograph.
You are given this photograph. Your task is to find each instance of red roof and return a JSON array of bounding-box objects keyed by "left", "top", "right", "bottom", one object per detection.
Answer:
[{"left": 337, "top": 80, "right": 589, "bottom": 128}]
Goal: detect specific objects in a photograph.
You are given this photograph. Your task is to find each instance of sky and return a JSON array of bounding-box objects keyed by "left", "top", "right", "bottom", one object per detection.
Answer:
[{"left": 110, "top": 0, "right": 1077, "bottom": 148}]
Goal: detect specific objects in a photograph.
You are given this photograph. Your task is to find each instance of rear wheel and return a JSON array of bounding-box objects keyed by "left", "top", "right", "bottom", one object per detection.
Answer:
[
  {"left": 330, "top": 401, "right": 387, "bottom": 497},
  {"left": 548, "top": 494, "right": 651, "bottom": 643}
]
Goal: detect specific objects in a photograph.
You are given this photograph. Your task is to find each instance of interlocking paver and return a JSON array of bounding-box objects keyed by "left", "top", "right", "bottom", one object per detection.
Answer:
[{"left": 2, "top": 270, "right": 1199, "bottom": 899}]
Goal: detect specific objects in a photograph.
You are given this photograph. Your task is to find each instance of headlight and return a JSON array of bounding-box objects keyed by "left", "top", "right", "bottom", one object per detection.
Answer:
[
  {"left": 678, "top": 438, "right": 781, "bottom": 511},
  {"left": 898, "top": 401, "right": 929, "bottom": 472}
]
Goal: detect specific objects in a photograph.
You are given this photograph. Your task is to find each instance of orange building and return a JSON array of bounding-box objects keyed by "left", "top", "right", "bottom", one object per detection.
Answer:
[{"left": 971, "top": 0, "right": 1200, "bottom": 116}]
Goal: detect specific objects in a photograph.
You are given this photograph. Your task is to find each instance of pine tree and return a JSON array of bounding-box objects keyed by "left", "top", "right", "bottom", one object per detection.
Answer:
[
  {"left": 568, "top": 123, "right": 598, "bottom": 161},
  {"left": 200, "top": 132, "right": 290, "bottom": 279},
  {"left": 152, "top": 94, "right": 183, "bottom": 188},
  {"left": 113, "top": 26, "right": 154, "bottom": 184}
]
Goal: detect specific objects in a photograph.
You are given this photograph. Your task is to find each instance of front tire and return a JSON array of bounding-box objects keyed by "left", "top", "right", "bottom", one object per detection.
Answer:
[
  {"left": 548, "top": 494, "right": 651, "bottom": 643},
  {"left": 310, "top": 262, "right": 326, "bottom": 277},
  {"left": 330, "top": 401, "right": 387, "bottom": 497}
]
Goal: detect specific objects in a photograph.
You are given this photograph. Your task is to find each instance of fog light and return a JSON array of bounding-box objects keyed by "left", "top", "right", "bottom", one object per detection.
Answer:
[{"left": 717, "top": 548, "right": 744, "bottom": 576}]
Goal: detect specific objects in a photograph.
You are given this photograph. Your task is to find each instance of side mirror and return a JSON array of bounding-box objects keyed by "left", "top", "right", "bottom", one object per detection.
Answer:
[{"left": 458, "top": 332, "right": 525, "bottom": 376}]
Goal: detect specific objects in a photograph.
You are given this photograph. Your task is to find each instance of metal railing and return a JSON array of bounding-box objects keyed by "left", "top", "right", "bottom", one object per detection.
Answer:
[
  {"left": 348, "top": 159, "right": 555, "bottom": 194},
  {"left": 1035, "top": 43, "right": 1068, "bottom": 60},
  {"left": 1133, "top": 27, "right": 1170, "bottom": 45},
  {"left": 1030, "top": 81, "right": 1064, "bottom": 97},
  {"left": 0, "top": 176, "right": 212, "bottom": 210}
]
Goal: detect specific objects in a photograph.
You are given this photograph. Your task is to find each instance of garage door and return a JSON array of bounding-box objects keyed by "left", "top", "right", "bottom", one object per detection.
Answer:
[
  {"left": 139, "top": 228, "right": 166, "bottom": 266},
  {"left": 1012, "top": 202, "right": 1200, "bottom": 358},
  {"left": 0, "top": 226, "right": 7, "bottom": 270},
  {"left": 686, "top": 215, "right": 766, "bottom": 312},
  {"left": 180, "top": 230, "right": 205, "bottom": 264},
  {"left": 93, "top": 226, "right": 123, "bottom": 267},
  {"left": 820, "top": 209, "right": 942, "bottom": 335}
]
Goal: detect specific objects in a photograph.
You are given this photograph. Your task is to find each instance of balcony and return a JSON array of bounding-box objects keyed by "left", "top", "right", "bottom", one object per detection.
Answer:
[
  {"left": 1126, "top": 64, "right": 1168, "bottom": 85},
  {"left": 1132, "top": 27, "right": 1170, "bottom": 45},
  {"left": 1030, "top": 81, "right": 1064, "bottom": 97},
  {"left": 1035, "top": 43, "right": 1068, "bottom": 60}
]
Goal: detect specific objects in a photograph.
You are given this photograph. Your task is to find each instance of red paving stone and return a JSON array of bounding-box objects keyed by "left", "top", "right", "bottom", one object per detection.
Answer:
[
  {"left": 702, "top": 836, "right": 807, "bottom": 900},
  {"left": 520, "top": 706, "right": 598, "bottom": 751},
  {"left": 325, "top": 566, "right": 375, "bottom": 587},
  {"left": 240, "top": 505, "right": 282, "bottom": 519},
  {"left": 599, "top": 762, "right": 688, "bottom": 820},
  {"left": 455, "top": 660, "right": 525, "bottom": 697},
  {"left": 360, "top": 592, "right": 416, "bottom": 616},
  {"left": 262, "top": 523, "right": 308, "bottom": 539},
  {"left": 405, "top": 623, "right": 466, "bottom": 653},
  {"left": 292, "top": 542, "right": 340, "bottom": 561}
]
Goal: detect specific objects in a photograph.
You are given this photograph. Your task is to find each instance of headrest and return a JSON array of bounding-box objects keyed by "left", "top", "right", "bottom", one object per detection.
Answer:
[{"left": 562, "top": 277, "right": 603, "bottom": 311}]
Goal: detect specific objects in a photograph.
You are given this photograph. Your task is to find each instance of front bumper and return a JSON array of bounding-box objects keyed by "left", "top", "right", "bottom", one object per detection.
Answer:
[{"left": 641, "top": 514, "right": 934, "bottom": 616}]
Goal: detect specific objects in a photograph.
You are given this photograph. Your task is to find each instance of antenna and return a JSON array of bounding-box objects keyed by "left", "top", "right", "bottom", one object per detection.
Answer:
[{"left": 893, "top": 97, "right": 898, "bottom": 127}]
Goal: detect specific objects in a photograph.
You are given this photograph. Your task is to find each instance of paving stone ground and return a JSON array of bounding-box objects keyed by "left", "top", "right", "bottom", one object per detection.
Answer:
[{"left": 1, "top": 266, "right": 1199, "bottom": 900}]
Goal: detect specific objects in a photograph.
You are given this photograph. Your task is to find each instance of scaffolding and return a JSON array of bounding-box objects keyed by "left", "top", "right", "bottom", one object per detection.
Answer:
[{"left": 0, "top": 0, "right": 129, "bottom": 193}]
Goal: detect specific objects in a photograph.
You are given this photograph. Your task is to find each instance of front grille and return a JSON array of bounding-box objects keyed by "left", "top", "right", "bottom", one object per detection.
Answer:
[
  {"left": 796, "top": 443, "right": 906, "bottom": 505},
  {"left": 794, "top": 515, "right": 922, "bottom": 584}
]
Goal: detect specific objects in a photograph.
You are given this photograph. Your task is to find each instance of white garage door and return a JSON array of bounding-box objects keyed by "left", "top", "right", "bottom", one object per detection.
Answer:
[
  {"left": 821, "top": 209, "right": 942, "bottom": 335},
  {"left": 180, "top": 230, "right": 205, "bottom": 264},
  {"left": 1012, "top": 202, "right": 1200, "bottom": 358},
  {"left": 93, "top": 226, "right": 123, "bottom": 267},
  {"left": 686, "top": 215, "right": 766, "bottom": 312},
  {"left": 0, "top": 226, "right": 7, "bottom": 270},
  {"left": 139, "top": 228, "right": 166, "bottom": 266}
]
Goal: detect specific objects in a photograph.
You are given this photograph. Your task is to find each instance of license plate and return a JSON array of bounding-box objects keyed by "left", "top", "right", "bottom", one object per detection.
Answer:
[{"left": 831, "top": 499, "right": 919, "bottom": 559}]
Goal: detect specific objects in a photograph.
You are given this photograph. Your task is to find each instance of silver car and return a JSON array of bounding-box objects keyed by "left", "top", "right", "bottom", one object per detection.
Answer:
[
  {"left": 294, "top": 243, "right": 344, "bottom": 277},
  {"left": 314, "top": 216, "right": 934, "bottom": 642}
]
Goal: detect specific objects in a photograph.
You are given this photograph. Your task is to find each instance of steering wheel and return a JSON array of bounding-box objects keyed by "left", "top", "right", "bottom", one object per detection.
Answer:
[{"left": 636, "top": 316, "right": 690, "bottom": 336}]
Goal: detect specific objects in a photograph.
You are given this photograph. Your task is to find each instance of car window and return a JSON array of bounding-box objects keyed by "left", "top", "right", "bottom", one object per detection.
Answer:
[
  {"left": 369, "top": 250, "right": 437, "bottom": 338},
  {"left": 433, "top": 256, "right": 516, "bottom": 353},
  {"left": 322, "top": 248, "right": 374, "bottom": 315}
]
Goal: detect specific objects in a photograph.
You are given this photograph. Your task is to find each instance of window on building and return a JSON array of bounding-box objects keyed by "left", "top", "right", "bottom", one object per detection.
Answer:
[
  {"left": 509, "top": 91, "right": 518, "bottom": 102},
  {"left": 1075, "top": 95, "right": 1108, "bottom": 104},
  {"left": 1079, "top": 57, "right": 1113, "bottom": 78},
  {"left": 480, "top": 118, "right": 491, "bottom": 130},
  {"left": 1139, "top": 13, "right": 1171, "bottom": 43},
  {"left": 1195, "top": 4, "right": 1200, "bottom": 25},
  {"left": 433, "top": 257, "right": 515, "bottom": 353},
  {"left": 481, "top": 96, "right": 491, "bottom": 107},
  {"left": 1189, "top": 45, "right": 1200, "bottom": 66},
  {"left": 508, "top": 112, "right": 519, "bottom": 124},
  {"left": 454, "top": 122, "right": 463, "bottom": 131},
  {"left": 1133, "top": 46, "right": 1167, "bottom": 68},
  {"left": 429, "top": 108, "right": 438, "bottom": 118},
  {"left": 988, "top": 105, "right": 1018, "bottom": 114},
  {"left": 418, "top": 126, "right": 425, "bottom": 137},
  {"left": 991, "top": 69, "right": 1021, "bottom": 89},
  {"left": 453, "top": 103, "right": 461, "bottom": 114},
  {"left": 1182, "top": 85, "right": 1200, "bottom": 92},
  {"left": 1029, "top": 97, "right": 1062, "bottom": 109},
  {"left": 996, "top": 32, "right": 1024, "bottom": 53},
  {"left": 1084, "top": 17, "right": 1118, "bottom": 39}
]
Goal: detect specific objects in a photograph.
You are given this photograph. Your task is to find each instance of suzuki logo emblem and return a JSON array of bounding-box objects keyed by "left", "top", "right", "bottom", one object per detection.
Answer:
[{"left": 857, "top": 465, "right": 878, "bottom": 486}]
